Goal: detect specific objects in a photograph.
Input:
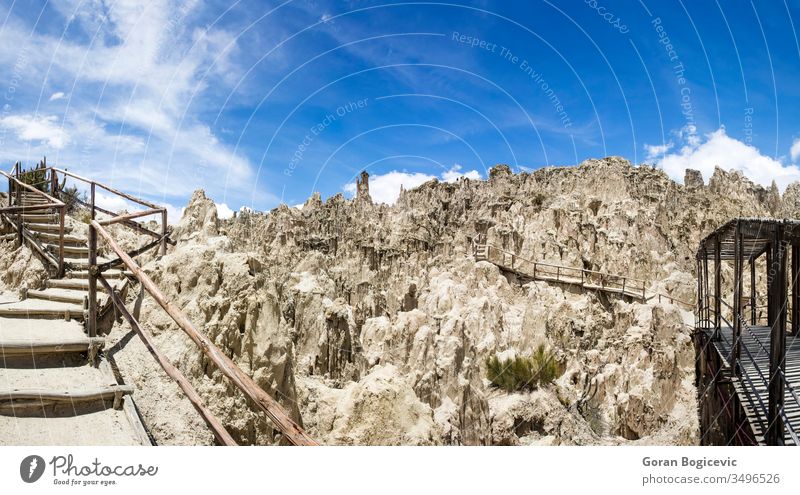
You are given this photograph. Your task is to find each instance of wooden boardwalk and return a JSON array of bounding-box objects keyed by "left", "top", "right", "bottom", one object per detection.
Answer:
[
  {"left": 475, "top": 243, "right": 691, "bottom": 306},
  {"left": 702, "top": 326, "right": 800, "bottom": 445}
]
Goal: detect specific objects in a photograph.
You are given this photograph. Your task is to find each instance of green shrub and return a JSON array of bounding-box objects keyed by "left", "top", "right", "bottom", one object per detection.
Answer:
[
  {"left": 18, "top": 160, "right": 49, "bottom": 192},
  {"left": 60, "top": 185, "right": 87, "bottom": 213},
  {"left": 486, "top": 345, "right": 561, "bottom": 392}
]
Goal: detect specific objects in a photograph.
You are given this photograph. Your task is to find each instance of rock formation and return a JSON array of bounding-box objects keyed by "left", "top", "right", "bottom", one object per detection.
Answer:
[{"left": 104, "top": 157, "right": 800, "bottom": 445}]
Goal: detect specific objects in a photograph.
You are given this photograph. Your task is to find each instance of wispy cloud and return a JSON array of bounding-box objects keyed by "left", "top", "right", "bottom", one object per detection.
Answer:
[{"left": 0, "top": 0, "right": 254, "bottom": 207}]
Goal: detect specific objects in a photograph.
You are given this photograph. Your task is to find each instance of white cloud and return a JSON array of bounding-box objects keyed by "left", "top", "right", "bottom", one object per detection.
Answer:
[
  {"left": 343, "top": 165, "right": 483, "bottom": 205},
  {"left": 0, "top": 114, "right": 69, "bottom": 149},
  {"left": 95, "top": 191, "right": 133, "bottom": 213},
  {"left": 652, "top": 127, "right": 800, "bottom": 191},
  {"left": 344, "top": 171, "right": 434, "bottom": 205},
  {"left": 791, "top": 138, "right": 800, "bottom": 162},
  {"left": 644, "top": 142, "right": 673, "bottom": 160},
  {"left": 215, "top": 202, "right": 234, "bottom": 219},
  {"left": 49, "top": 92, "right": 66, "bottom": 101},
  {"left": 441, "top": 164, "right": 481, "bottom": 183}
]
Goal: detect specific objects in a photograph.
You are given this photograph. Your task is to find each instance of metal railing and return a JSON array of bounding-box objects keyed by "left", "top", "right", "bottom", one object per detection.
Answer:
[{"left": 702, "top": 295, "right": 800, "bottom": 445}]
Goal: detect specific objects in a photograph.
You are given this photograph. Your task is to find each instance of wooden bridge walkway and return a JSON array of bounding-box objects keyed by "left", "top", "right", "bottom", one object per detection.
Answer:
[
  {"left": 474, "top": 243, "right": 691, "bottom": 307},
  {"left": 699, "top": 325, "right": 800, "bottom": 445}
]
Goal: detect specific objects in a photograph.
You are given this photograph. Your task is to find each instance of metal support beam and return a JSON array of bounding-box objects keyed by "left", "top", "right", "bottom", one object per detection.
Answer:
[
  {"left": 751, "top": 257, "right": 757, "bottom": 326},
  {"left": 733, "top": 222, "right": 742, "bottom": 373},
  {"left": 767, "top": 225, "right": 788, "bottom": 445},
  {"left": 714, "top": 233, "right": 722, "bottom": 340}
]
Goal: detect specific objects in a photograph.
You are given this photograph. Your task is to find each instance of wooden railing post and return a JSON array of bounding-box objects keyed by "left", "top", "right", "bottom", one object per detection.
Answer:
[
  {"left": 87, "top": 182, "right": 97, "bottom": 338},
  {"left": 732, "top": 222, "right": 742, "bottom": 374},
  {"left": 91, "top": 219, "right": 317, "bottom": 446},
  {"left": 58, "top": 206, "right": 65, "bottom": 277},
  {"left": 15, "top": 177, "right": 22, "bottom": 248},
  {"left": 767, "top": 224, "right": 787, "bottom": 445},
  {"left": 98, "top": 275, "right": 236, "bottom": 446},
  {"left": 714, "top": 233, "right": 722, "bottom": 340},
  {"left": 160, "top": 209, "right": 167, "bottom": 256},
  {"left": 50, "top": 168, "right": 57, "bottom": 196}
]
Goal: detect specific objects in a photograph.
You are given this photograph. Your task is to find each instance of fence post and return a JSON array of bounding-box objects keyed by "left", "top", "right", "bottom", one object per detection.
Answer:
[
  {"left": 15, "top": 178, "right": 22, "bottom": 248},
  {"left": 87, "top": 182, "right": 97, "bottom": 338},
  {"left": 58, "top": 206, "right": 65, "bottom": 277},
  {"left": 160, "top": 209, "right": 167, "bottom": 256}
]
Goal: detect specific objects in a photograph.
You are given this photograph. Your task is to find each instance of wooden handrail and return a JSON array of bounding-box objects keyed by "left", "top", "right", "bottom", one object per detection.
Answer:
[
  {"left": 99, "top": 275, "right": 237, "bottom": 446},
  {"left": 91, "top": 219, "right": 317, "bottom": 446},
  {"left": 0, "top": 170, "right": 64, "bottom": 206},
  {"left": 51, "top": 166, "right": 169, "bottom": 255},
  {"left": 97, "top": 207, "right": 164, "bottom": 226},
  {"left": 1, "top": 167, "right": 66, "bottom": 276},
  {"left": 51, "top": 167, "right": 161, "bottom": 210}
]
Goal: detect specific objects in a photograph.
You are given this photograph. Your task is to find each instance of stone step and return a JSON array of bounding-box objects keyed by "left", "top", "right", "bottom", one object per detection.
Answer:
[
  {"left": 0, "top": 336, "right": 103, "bottom": 356},
  {"left": 48, "top": 278, "right": 123, "bottom": 290},
  {"left": 0, "top": 299, "right": 84, "bottom": 320},
  {"left": 0, "top": 384, "right": 133, "bottom": 409},
  {"left": 64, "top": 256, "right": 113, "bottom": 270},
  {"left": 29, "top": 231, "right": 86, "bottom": 245},
  {"left": 67, "top": 269, "right": 130, "bottom": 279},
  {"left": 45, "top": 243, "right": 89, "bottom": 257},
  {"left": 21, "top": 214, "right": 58, "bottom": 223},
  {"left": 26, "top": 222, "right": 72, "bottom": 234},
  {"left": 27, "top": 288, "right": 98, "bottom": 306},
  {"left": 0, "top": 405, "right": 143, "bottom": 445}
]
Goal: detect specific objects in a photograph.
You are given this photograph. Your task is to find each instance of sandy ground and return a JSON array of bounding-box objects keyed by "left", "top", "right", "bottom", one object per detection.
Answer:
[
  {"left": 0, "top": 406, "right": 141, "bottom": 445},
  {"left": 105, "top": 318, "right": 215, "bottom": 446}
]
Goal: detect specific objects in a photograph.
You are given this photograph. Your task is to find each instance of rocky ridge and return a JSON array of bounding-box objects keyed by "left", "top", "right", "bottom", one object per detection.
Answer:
[{"left": 73, "top": 158, "right": 800, "bottom": 444}]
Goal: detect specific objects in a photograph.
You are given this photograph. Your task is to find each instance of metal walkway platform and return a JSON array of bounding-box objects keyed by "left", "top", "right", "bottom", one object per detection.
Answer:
[{"left": 703, "top": 326, "right": 800, "bottom": 445}]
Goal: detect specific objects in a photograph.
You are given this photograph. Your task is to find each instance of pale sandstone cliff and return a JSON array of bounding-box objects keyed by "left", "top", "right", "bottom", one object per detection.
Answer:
[{"left": 99, "top": 158, "right": 799, "bottom": 445}]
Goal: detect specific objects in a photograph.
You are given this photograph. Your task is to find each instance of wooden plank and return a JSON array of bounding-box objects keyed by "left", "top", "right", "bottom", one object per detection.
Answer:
[
  {"left": 0, "top": 384, "right": 133, "bottom": 403},
  {"left": 0, "top": 337, "right": 104, "bottom": 355}
]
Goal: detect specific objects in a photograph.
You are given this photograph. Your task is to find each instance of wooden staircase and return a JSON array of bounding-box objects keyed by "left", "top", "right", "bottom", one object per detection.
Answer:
[
  {"left": 0, "top": 162, "right": 316, "bottom": 446},
  {"left": 0, "top": 191, "right": 149, "bottom": 445}
]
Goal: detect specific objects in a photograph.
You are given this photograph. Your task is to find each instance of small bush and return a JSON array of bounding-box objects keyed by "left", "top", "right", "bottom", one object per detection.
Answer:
[
  {"left": 18, "top": 160, "right": 49, "bottom": 192},
  {"left": 486, "top": 345, "right": 561, "bottom": 392},
  {"left": 60, "top": 185, "right": 87, "bottom": 213}
]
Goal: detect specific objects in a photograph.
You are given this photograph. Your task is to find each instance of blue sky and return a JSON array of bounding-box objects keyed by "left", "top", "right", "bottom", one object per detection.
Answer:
[{"left": 0, "top": 0, "right": 799, "bottom": 216}]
